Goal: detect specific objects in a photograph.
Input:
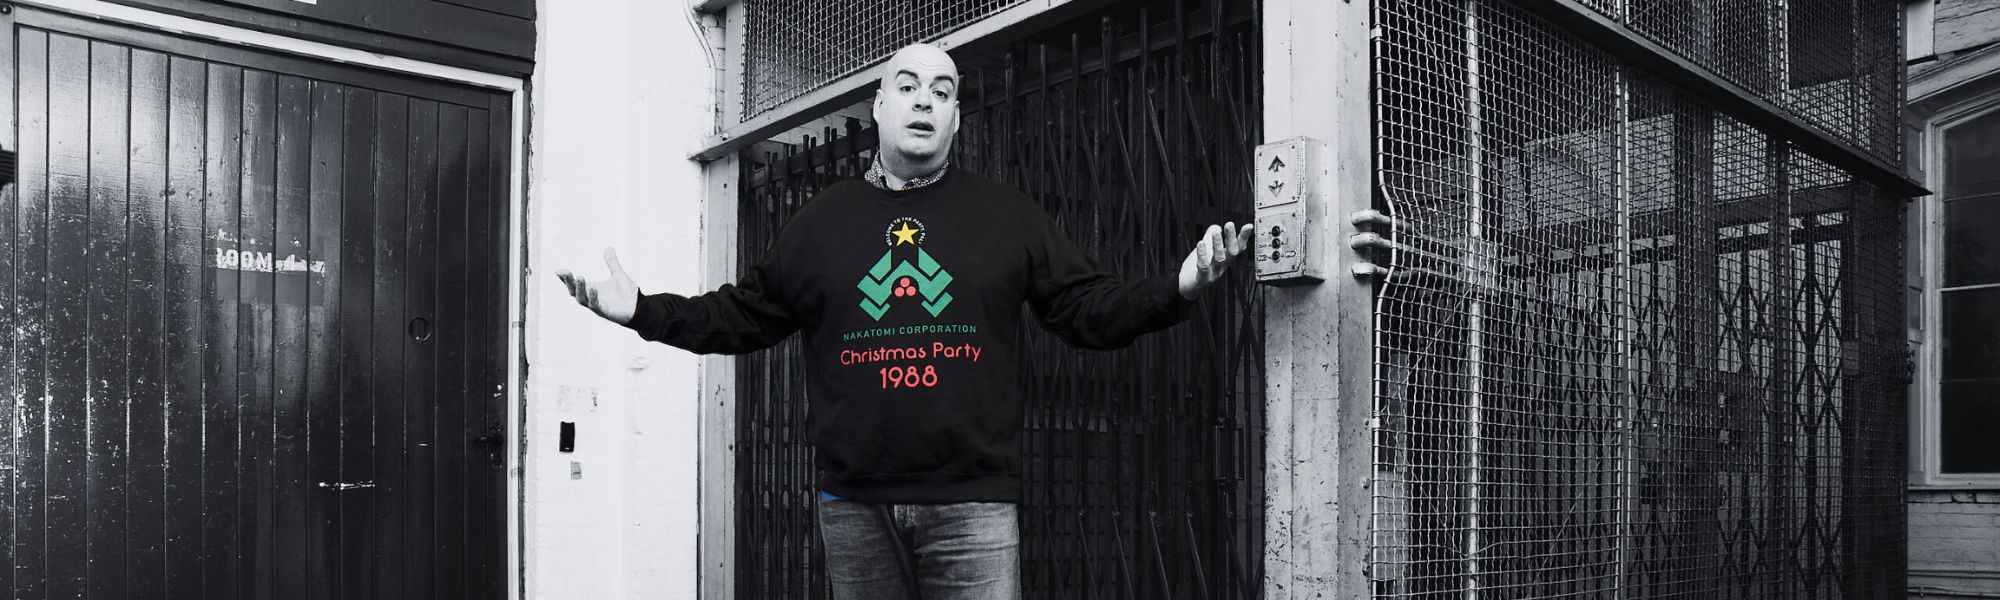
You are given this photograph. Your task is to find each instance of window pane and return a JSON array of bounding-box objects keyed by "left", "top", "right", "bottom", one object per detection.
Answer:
[
  {"left": 1945, "top": 197, "right": 2000, "bottom": 287},
  {"left": 1941, "top": 380, "right": 2000, "bottom": 474},
  {"left": 1945, "top": 109, "right": 2000, "bottom": 200},
  {"left": 1943, "top": 288, "right": 2000, "bottom": 379}
]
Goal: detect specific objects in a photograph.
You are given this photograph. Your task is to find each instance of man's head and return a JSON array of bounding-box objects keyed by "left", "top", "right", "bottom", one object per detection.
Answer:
[{"left": 873, "top": 44, "right": 960, "bottom": 178}]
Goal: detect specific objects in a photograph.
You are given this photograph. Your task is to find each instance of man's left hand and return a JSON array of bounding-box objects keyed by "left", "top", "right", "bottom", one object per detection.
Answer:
[{"left": 1178, "top": 222, "right": 1255, "bottom": 299}]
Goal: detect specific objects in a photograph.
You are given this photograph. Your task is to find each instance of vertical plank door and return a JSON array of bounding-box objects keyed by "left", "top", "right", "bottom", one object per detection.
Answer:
[{"left": 1, "top": 7, "right": 512, "bottom": 598}]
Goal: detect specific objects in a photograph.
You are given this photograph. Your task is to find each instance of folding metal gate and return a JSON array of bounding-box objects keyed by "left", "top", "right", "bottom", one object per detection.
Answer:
[
  {"left": 733, "top": 1, "right": 1264, "bottom": 598},
  {"left": 1369, "top": 0, "right": 1908, "bottom": 598}
]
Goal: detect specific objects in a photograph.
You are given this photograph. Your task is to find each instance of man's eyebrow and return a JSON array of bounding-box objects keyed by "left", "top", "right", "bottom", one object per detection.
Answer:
[{"left": 893, "top": 69, "right": 957, "bottom": 85}]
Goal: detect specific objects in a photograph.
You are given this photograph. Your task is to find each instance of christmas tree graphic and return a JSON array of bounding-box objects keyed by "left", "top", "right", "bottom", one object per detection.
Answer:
[{"left": 857, "top": 218, "right": 954, "bottom": 320}]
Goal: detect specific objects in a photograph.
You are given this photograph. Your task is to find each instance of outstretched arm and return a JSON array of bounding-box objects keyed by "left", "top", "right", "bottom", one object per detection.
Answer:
[
  {"left": 554, "top": 247, "right": 798, "bottom": 354},
  {"left": 1029, "top": 219, "right": 1254, "bottom": 350},
  {"left": 556, "top": 247, "right": 638, "bottom": 324},
  {"left": 1176, "top": 222, "right": 1255, "bottom": 299}
]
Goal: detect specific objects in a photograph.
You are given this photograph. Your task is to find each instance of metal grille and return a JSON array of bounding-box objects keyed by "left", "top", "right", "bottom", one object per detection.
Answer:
[
  {"left": 1578, "top": 0, "right": 1904, "bottom": 166},
  {"left": 1371, "top": 0, "right": 1908, "bottom": 598},
  {"left": 742, "top": 0, "right": 1027, "bottom": 119},
  {"left": 735, "top": 1, "right": 1264, "bottom": 597},
  {"left": 734, "top": 120, "right": 872, "bottom": 599}
]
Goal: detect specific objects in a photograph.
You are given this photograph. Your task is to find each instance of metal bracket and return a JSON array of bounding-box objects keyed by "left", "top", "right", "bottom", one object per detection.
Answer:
[
  {"left": 1349, "top": 209, "right": 1403, "bottom": 281},
  {"left": 473, "top": 423, "right": 506, "bottom": 466}
]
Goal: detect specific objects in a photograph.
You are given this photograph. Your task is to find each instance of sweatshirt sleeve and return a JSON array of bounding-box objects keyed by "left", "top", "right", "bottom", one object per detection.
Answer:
[
  {"left": 1025, "top": 211, "right": 1191, "bottom": 350},
  {"left": 622, "top": 258, "right": 800, "bottom": 355}
]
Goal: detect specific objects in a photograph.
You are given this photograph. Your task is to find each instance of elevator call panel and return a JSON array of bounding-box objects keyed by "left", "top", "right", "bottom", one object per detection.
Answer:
[{"left": 1253, "top": 136, "right": 1326, "bottom": 286}]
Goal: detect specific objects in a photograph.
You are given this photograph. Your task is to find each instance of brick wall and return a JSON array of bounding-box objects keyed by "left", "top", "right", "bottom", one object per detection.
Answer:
[
  {"left": 525, "top": 0, "right": 717, "bottom": 597},
  {"left": 1910, "top": 491, "right": 2000, "bottom": 598}
]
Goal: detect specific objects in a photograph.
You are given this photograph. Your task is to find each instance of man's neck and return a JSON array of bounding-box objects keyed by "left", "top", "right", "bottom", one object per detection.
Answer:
[
  {"left": 881, "top": 169, "right": 912, "bottom": 191},
  {"left": 882, "top": 155, "right": 945, "bottom": 190}
]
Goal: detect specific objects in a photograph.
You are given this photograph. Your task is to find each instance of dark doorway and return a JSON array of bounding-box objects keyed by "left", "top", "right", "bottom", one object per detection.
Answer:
[{"left": 0, "top": 7, "right": 511, "bottom": 599}]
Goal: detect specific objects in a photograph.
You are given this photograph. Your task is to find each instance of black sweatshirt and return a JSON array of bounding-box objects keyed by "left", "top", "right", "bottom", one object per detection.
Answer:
[{"left": 624, "top": 167, "right": 1188, "bottom": 503}]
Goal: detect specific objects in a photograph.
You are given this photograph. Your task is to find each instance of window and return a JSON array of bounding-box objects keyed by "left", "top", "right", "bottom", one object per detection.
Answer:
[{"left": 1916, "top": 96, "right": 2000, "bottom": 485}]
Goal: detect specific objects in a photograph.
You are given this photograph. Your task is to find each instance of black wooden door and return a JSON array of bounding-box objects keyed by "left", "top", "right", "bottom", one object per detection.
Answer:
[{"left": 0, "top": 7, "right": 511, "bottom": 599}]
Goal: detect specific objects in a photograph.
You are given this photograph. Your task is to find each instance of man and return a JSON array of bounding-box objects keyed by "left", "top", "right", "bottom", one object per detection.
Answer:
[{"left": 556, "top": 43, "right": 1252, "bottom": 600}]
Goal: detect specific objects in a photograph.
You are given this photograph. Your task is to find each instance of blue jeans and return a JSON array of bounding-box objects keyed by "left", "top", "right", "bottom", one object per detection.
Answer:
[{"left": 816, "top": 500, "right": 1021, "bottom": 600}]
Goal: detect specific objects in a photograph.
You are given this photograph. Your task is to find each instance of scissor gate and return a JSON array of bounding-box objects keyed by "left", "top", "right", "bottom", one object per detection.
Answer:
[
  {"left": 729, "top": 0, "right": 1910, "bottom": 598},
  {"left": 1370, "top": 0, "right": 1908, "bottom": 598},
  {"left": 734, "top": 1, "right": 1264, "bottom": 598}
]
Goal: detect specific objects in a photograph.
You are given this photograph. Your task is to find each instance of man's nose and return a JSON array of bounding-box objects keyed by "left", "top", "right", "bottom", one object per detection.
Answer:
[{"left": 913, "top": 95, "right": 932, "bottom": 111}]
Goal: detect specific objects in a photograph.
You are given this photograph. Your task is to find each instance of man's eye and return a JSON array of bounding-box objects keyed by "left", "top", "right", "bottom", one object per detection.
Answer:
[
  {"left": 933, "top": 90, "right": 949, "bottom": 99},
  {"left": 900, "top": 85, "right": 916, "bottom": 93}
]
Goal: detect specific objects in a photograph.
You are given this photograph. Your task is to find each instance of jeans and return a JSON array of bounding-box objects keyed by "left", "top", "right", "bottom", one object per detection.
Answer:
[{"left": 817, "top": 500, "right": 1021, "bottom": 600}]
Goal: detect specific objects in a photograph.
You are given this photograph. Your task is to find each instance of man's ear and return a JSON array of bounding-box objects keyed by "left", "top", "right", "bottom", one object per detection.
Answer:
[{"left": 871, "top": 88, "right": 884, "bottom": 122}]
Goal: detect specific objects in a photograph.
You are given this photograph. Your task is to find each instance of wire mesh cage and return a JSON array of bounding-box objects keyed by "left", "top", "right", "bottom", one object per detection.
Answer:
[
  {"left": 1580, "top": 0, "right": 1905, "bottom": 168},
  {"left": 742, "top": 0, "right": 1027, "bottom": 120},
  {"left": 1371, "top": 0, "right": 1909, "bottom": 598},
  {"left": 734, "top": 2, "right": 1265, "bottom": 597}
]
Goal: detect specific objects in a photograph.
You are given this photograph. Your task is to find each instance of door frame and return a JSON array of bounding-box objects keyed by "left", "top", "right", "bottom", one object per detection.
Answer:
[{"left": 9, "top": 1, "right": 530, "bottom": 597}]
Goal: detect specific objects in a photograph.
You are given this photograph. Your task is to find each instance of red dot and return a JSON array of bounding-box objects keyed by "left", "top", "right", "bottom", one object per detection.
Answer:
[
  {"left": 894, "top": 288, "right": 907, "bottom": 297},
  {"left": 900, "top": 277, "right": 912, "bottom": 287}
]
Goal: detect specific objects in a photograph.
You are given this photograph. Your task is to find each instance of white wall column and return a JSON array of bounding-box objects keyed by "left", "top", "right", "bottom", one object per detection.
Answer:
[
  {"left": 526, "top": 0, "right": 717, "bottom": 597},
  {"left": 1260, "top": 0, "right": 1376, "bottom": 599}
]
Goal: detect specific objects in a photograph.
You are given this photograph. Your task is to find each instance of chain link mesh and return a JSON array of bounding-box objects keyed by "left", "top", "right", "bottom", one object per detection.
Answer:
[
  {"left": 1372, "top": 0, "right": 1908, "bottom": 598},
  {"left": 1589, "top": 0, "right": 1904, "bottom": 166},
  {"left": 742, "top": 0, "right": 1028, "bottom": 120}
]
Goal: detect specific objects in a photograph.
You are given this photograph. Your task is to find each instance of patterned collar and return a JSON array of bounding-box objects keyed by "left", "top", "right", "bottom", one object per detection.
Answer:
[{"left": 865, "top": 155, "right": 950, "bottom": 191}]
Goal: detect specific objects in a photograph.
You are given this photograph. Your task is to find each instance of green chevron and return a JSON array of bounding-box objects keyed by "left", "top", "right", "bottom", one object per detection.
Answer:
[
  {"left": 868, "top": 251, "right": 895, "bottom": 280},
  {"left": 860, "top": 298, "right": 891, "bottom": 320},
  {"left": 918, "top": 248, "right": 942, "bottom": 275},
  {"left": 922, "top": 293, "right": 953, "bottom": 316},
  {"left": 855, "top": 249, "right": 956, "bottom": 321}
]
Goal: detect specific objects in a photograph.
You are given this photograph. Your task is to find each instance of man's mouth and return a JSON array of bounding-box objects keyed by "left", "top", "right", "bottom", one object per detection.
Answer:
[{"left": 907, "top": 121, "right": 936, "bottom": 133}]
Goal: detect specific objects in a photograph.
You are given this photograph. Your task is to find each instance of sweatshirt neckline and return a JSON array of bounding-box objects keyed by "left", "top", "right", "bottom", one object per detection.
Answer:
[{"left": 868, "top": 167, "right": 960, "bottom": 202}]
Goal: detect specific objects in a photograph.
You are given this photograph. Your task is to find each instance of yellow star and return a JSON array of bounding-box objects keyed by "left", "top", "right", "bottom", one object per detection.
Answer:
[{"left": 891, "top": 222, "right": 920, "bottom": 246}]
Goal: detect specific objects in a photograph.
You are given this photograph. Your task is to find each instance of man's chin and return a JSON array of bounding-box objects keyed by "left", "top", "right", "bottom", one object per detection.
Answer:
[{"left": 885, "top": 143, "right": 945, "bottom": 164}]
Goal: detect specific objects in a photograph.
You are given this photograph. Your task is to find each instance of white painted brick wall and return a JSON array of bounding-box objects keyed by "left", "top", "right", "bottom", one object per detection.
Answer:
[
  {"left": 526, "top": 0, "right": 716, "bottom": 597},
  {"left": 1909, "top": 491, "right": 2000, "bottom": 598}
]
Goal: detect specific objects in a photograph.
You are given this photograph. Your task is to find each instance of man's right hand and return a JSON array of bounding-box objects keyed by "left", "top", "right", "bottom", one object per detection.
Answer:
[{"left": 555, "top": 248, "right": 638, "bottom": 325}]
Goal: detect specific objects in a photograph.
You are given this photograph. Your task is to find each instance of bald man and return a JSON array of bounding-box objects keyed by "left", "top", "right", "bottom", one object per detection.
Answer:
[{"left": 557, "top": 44, "right": 1253, "bottom": 599}]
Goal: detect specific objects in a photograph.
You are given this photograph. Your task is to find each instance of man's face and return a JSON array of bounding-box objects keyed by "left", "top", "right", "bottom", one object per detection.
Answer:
[{"left": 873, "top": 45, "right": 961, "bottom": 167}]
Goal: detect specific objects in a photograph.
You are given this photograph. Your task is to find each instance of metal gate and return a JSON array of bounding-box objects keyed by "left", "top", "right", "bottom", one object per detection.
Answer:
[
  {"left": 1370, "top": 0, "right": 1907, "bottom": 598},
  {"left": 734, "top": 1, "right": 1264, "bottom": 597}
]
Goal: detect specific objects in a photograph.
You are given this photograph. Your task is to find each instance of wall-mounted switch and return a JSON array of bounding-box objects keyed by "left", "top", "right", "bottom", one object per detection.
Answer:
[
  {"left": 1253, "top": 136, "right": 1327, "bottom": 286},
  {"left": 0, "top": 146, "right": 15, "bottom": 189}
]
